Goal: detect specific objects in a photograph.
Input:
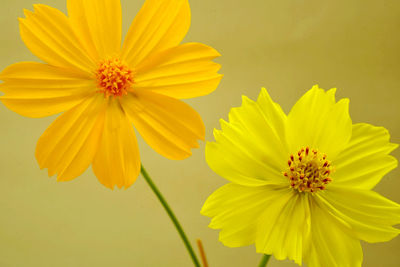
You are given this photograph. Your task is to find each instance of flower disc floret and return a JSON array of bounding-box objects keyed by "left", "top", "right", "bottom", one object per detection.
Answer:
[
  {"left": 96, "top": 58, "right": 134, "bottom": 98},
  {"left": 284, "top": 147, "right": 334, "bottom": 193}
]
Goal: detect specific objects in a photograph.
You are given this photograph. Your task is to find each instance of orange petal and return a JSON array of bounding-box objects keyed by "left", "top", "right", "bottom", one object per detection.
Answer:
[
  {"left": 121, "top": 89, "right": 205, "bottom": 160},
  {"left": 35, "top": 95, "right": 106, "bottom": 182},
  {"left": 19, "top": 4, "right": 95, "bottom": 73},
  {"left": 121, "top": 0, "right": 190, "bottom": 67},
  {"left": 67, "top": 0, "right": 122, "bottom": 60},
  {"left": 134, "top": 43, "right": 222, "bottom": 99},
  {"left": 0, "top": 62, "right": 95, "bottom": 118},
  {"left": 92, "top": 98, "right": 141, "bottom": 189}
]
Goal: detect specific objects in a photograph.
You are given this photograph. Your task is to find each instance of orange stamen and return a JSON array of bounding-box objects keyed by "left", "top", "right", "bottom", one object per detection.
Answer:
[{"left": 96, "top": 58, "right": 134, "bottom": 98}]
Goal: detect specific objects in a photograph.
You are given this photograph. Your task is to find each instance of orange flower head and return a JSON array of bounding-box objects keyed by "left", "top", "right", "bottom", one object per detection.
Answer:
[{"left": 0, "top": 0, "right": 222, "bottom": 189}]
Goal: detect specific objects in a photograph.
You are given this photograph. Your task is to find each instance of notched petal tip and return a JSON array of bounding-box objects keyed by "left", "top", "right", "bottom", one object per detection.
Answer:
[
  {"left": 180, "top": 42, "right": 222, "bottom": 59},
  {"left": 311, "top": 84, "right": 320, "bottom": 90},
  {"left": 104, "top": 183, "right": 115, "bottom": 191},
  {"left": 215, "top": 73, "right": 224, "bottom": 81},
  {"left": 390, "top": 154, "right": 399, "bottom": 169},
  {"left": 338, "top": 97, "right": 350, "bottom": 104},
  {"left": 32, "top": 4, "right": 44, "bottom": 12},
  {"left": 335, "top": 98, "right": 352, "bottom": 121},
  {"left": 241, "top": 95, "right": 256, "bottom": 106},
  {"left": 327, "top": 87, "right": 337, "bottom": 94},
  {"left": 200, "top": 43, "right": 222, "bottom": 58},
  {"left": 257, "top": 87, "right": 274, "bottom": 103},
  {"left": 212, "top": 128, "right": 221, "bottom": 140},
  {"left": 22, "top": 9, "right": 33, "bottom": 18},
  {"left": 17, "top": 17, "right": 25, "bottom": 24},
  {"left": 389, "top": 143, "right": 399, "bottom": 153},
  {"left": 259, "top": 87, "right": 268, "bottom": 94},
  {"left": 218, "top": 118, "right": 230, "bottom": 129}
]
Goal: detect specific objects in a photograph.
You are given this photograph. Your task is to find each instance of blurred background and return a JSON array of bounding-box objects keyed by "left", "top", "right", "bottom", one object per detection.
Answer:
[{"left": 0, "top": 0, "right": 399, "bottom": 266}]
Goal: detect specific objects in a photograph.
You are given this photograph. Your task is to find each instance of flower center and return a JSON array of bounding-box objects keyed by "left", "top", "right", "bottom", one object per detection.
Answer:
[
  {"left": 96, "top": 58, "right": 134, "bottom": 98},
  {"left": 283, "top": 147, "right": 334, "bottom": 193}
]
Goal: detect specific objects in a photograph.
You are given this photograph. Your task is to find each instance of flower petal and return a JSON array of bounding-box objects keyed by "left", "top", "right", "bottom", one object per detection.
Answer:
[
  {"left": 305, "top": 200, "right": 363, "bottom": 267},
  {"left": 133, "top": 43, "right": 222, "bottom": 99},
  {"left": 92, "top": 99, "right": 141, "bottom": 189},
  {"left": 201, "top": 183, "right": 291, "bottom": 247},
  {"left": 317, "top": 188, "right": 400, "bottom": 243},
  {"left": 121, "top": 0, "right": 190, "bottom": 67},
  {"left": 35, "top": 95, "right": 106, "bottom": 181},
  {"left": 0, "top": 62, "right": 95, "bottom": 118},
  {"left": 255, "top": 192, "right": 309, "bottom": 265},
  {"left": 19, "top": 4, "right": 95, "bottom": 73},
  {"left": 333, "top": 123, "right": 398, "bottom": 189},
  {"left": 287, "top": 85, "right": 352, "bottom": 160},
  {"left": 67, "top": 0, "right": 122, "bottom": 59},
  {"left": 206, "top": 89, "right": 288, "bottom": 186},
  {"left": 121, "top": 89, "right": 204, "bottom": 160}
]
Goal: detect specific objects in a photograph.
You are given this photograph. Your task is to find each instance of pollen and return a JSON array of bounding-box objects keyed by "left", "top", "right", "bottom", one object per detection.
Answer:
[
  {"left": 283, "top": 147, "right": 334, "bottom": 193},
  {"left": 96, "top": 58, "right": 134, "bottom": 98}
]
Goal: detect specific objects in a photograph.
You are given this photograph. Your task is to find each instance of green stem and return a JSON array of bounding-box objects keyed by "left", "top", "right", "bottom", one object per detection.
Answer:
[
  {"left": 140, "top": 164, "right": 201, "bottom": 267},
  {"left": 258, "top": 254, "right": 271, "bottom": 267}
]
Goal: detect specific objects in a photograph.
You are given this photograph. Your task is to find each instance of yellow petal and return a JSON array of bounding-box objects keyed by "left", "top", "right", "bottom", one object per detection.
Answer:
[
  {"left": 317, "top": 188, "right": 400, "bottom": 243},
  {"left": 287, "top": 85, "right": 352, "bottom": 160},
  {"left": 206, "top": 125, "right": 284, "bottom": 187},
  {"left": 0, "top": 62, "right": 95, "bottom": 118},
  {"left": 121, "top": 89, "right": 204, "bottom": 160},
  {"left": 333, "top": 123, "right": 398, "bottom": 189},
  {"left": 229, "top": 92, "right": 289, "bottom": 168},
  {"left": 19, "top": 4, "right": 95, "bottom": 73},
  {"left": 305, "top": 200, "right": 363, "bottom": 267},
  {"left": 206, "top": 89, "right": 288, "bottom": 186},
  {"left": 256, "top": 88, "right": 288, "bottom": 147},
  {"left": 92, "top": 99, "right": 141, "bottom": 189},
  {"left": 121, "top": 0, "right": 190, "bottom": 67},
  {"left": 201, "top": 184, "right": 290, "bottom": 247},
  {"left": 133, "top": 43, "right": 222, "bottom": 99},
  {"left": 67, "top": 0, "right": 122, "bottom": 59},
  {"left": 255, "top": 191, "right": 309, "bottom": 265},
  {"left": 35, "top": 95, "right": 106, "bottom": 181}
]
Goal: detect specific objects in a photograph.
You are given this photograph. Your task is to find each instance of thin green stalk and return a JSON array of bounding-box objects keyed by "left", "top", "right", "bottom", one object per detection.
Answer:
[
  {"left": 140, "top": 164, "right": 201, "bottom": 267},
  {"left": 258, "top": 254, "right": 271, "bottom": 267}
]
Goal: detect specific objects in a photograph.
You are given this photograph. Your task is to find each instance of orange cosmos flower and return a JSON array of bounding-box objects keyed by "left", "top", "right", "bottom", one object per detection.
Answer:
[{"left": 0, "top": 0, "right": 222, "bottom": 189}]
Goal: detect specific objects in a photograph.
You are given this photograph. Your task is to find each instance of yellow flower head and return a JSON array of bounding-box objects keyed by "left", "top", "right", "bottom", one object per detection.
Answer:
[
  {"left": 201, "top": 86, "right": 400, "bottom": 267},
  {"left": 0, "top": 0, "right": 222, "bottom": 189}
]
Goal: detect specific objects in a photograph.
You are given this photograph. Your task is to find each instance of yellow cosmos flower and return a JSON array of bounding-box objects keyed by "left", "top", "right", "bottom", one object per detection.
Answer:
[
  {"left": 0, "top": 0, "right": 222, "bottom": 189},
  {"left": 201, "top": 86, "right": 400, "bottom": 267}
]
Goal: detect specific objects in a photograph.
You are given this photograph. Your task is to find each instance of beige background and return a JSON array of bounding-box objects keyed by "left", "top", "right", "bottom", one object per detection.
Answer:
[{"left": 0, "top": 0, "right": 399, "bottom": 266}]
